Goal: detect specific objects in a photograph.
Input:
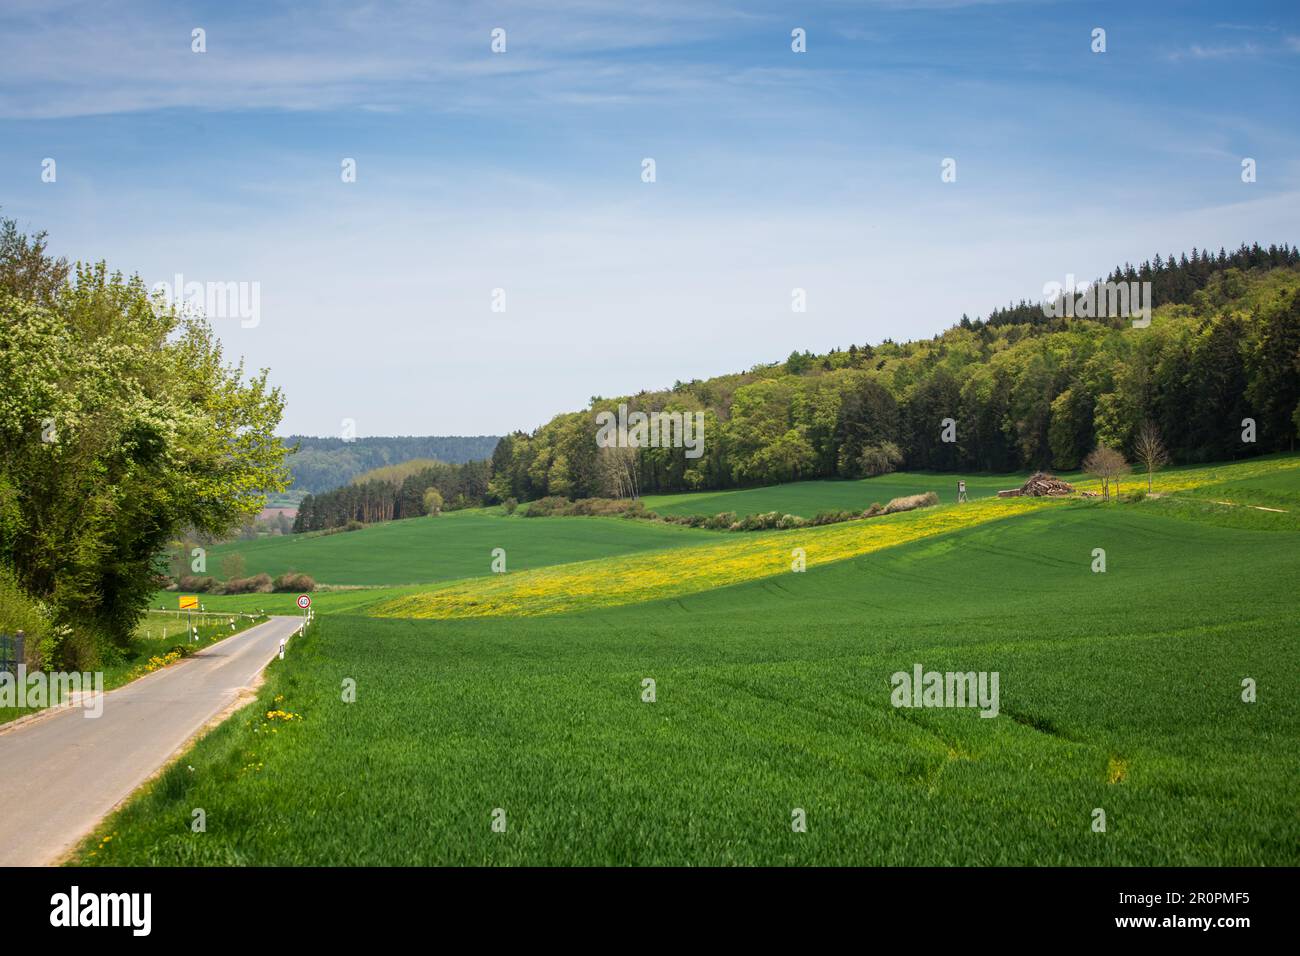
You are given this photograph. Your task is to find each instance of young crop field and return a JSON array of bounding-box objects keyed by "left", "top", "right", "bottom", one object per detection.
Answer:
[
  {"left": 203, "top": 510, "right": 725, "bottom": 586},
  {"left": 76, "top": 457, "right": 1299, "bottom": 866},
  {"left": 640, "top": 471, "right": 1022, "bottom": 516},
  {"left": 639, "top": 454, "right": 1300, "bottom": 517}
]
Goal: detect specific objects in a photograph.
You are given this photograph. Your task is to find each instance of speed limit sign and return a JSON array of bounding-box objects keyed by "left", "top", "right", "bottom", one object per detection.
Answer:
[{"left": 297, "top": 594, "right": 312, "bottom": 610}]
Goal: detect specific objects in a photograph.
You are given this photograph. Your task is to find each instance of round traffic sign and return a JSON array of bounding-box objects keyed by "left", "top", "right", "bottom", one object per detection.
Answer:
[{"left": 297, "top": 594, "right": 312, "bottom": 609}]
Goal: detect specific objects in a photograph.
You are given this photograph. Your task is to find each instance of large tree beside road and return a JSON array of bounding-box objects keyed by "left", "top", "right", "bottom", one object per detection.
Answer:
[{"left": 0, "top": 218, "right": 289, "bottom": 666}]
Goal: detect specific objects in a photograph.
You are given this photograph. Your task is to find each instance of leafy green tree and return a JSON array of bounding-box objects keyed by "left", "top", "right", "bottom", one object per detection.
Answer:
[
  {"left": 1246, "top": 289, "right": 1300, "bottom": 451},
  {"left": 0, "top": 231, "right": 289, "bottom": 664}
]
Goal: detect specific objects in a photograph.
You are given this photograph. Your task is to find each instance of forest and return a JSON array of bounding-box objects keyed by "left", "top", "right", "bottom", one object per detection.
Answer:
[
  {"left": 284, "top": 435, "right": 499, "bottom": 492},
  {"left": 292, "top": 458, "right": 493, "bottom": 531},
  {"left": 286, "top": 243, "right": 1300, "bottom": 532},
  {"left": 488, "top": 243, "right": 1300, "bottom": 501}
]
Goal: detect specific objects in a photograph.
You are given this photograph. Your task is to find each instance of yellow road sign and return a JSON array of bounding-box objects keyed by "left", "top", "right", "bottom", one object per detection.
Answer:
[{"left": 179, "top": 595, "right": 199, "bottom": 610}]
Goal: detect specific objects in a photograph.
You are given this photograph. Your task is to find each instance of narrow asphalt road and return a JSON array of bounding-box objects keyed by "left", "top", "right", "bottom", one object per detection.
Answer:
[{"left": 0, "top": 614, "right": 303, "bottom": 866}]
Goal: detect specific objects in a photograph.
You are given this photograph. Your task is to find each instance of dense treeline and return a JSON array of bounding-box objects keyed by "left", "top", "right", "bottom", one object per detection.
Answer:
[
  {"left": 979, "top": 242, "right": 1300, "bottom": 328},
  {"left": 293, "top": 459, "right": 492, "bottom": 531},
  {"left": 284, "top": 435, "right": 499, "bottom": 492},
  {"left": 487, "top": 246, "right": 1300, "bottom": 501}
]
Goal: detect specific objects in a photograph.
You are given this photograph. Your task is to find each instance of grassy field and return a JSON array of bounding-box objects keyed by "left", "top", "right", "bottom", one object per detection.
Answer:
[
  {"left": 641, "top": 471, "right": 1020, "bottom": 516},
  {"left": 639, "top": 454, "right": 1299, "bottom": 517},
  {"left": 204, "top": 511, "right": 723, "bottom": 586},
  {"left": 73, "top": 456, "right": 1298, "bottom": 865}
]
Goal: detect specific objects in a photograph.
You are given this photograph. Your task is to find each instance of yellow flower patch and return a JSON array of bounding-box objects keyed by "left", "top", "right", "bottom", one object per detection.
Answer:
[
  {"left": 369, "top": 457, "right": 1296, "bottom": 621},
  {"left": 372, "top": 497, "right": 1045, "bottom": 620}
]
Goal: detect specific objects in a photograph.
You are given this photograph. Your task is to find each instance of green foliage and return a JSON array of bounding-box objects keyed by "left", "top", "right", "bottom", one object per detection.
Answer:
[
  {"left": 490, "top": 253, "right": 1300, "bottom": 502},
  {"left": 858, "top": 441, "right": 904, "bottom": 477},
  {"left": 422, "top": 487, "right": 444, "bottom": 515},
  {"left": 0, "top": 220, "right": 290, "bottom": 664},
  {"left": 0, "top": 563, "right": 53, "bottom": 665},
  {"left": 295, "top": 458, "right": 491, "bottom": 531}
]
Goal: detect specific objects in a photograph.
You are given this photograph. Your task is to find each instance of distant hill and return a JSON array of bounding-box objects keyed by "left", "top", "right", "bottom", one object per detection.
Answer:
[
  {"left": 283, "top": 436, "right": 500, "bottom": 493},
  {"left": 489, "top": 244, "right": 1300, "bottom": 502}
]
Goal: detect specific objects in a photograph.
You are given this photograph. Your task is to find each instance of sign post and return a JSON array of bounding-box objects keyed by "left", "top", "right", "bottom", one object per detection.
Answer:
[
  {"left": 957, "top": 479, "right": 968, "bottom": 504},
  {"left": 179, "top": 595, "right": 198, "bottom": 641}
]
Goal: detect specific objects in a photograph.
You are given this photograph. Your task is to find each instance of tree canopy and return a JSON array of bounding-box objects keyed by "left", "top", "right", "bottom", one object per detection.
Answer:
[{"left": 0, "top": 219, "right": 290, "bottom": 666}]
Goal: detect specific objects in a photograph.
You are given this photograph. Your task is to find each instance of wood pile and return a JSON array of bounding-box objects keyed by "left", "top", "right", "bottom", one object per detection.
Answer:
[{"left": 1016, "top": 472, "right": 1076, "bottom": 497}]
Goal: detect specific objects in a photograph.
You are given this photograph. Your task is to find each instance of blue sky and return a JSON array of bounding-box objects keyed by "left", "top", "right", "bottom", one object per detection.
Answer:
[{"left": 2, "top": 0, "right": 1297, "bottom": 436}]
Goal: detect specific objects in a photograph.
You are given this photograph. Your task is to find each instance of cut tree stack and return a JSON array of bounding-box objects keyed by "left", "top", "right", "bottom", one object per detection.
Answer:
[{"left": 996, "top": 472, "right": 1076, "bottom": 498}]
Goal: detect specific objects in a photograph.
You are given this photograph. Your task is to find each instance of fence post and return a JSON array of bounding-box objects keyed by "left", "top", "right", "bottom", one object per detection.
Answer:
[{"left": 15, "top": 630, "right": 23, "bottom": 668}]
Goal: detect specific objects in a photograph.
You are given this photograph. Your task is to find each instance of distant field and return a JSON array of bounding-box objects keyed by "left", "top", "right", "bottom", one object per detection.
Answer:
[
  {"left": 81, "top": 493, "right": 1299, "bottom": 865},
  {"left": 641, "top": 454, "right": 1299, "bottom": 517},
  {"left": 205, "top": 511, "right": 723, "bottom": 586},
  {"left": 372, "top": 456, "right": 1300, "bottom": 620},
  {"left": 640, "top": 472, "right": 1018, "bottom": 516}
]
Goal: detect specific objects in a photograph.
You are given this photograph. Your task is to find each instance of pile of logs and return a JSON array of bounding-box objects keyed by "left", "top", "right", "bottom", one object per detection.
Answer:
[{"left": 996, "top": 472, "right": 1077, "bottom": 498}]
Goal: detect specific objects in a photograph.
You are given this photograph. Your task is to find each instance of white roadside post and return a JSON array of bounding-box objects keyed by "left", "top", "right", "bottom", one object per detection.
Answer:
[{"left": 279, "top": 637, "right": 286, "bottom": 660}]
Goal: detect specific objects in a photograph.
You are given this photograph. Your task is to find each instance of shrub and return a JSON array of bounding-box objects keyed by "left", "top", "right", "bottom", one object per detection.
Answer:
[
  {"left": 736, "top": 511, "right": 782, "bottom": 532},
  {"left": 883, "top": 491, "right": 940, "bottom": 514},
  {"left": 502, "top": 497, "right": 518, "bottom": 515},
  {"left": 345, "top": 520, "right": 364, "bottom": 532},
  {"left": 0, "top": 563, "right": 53, "bottom": 666},
  {"left": 808, "top": 509, "right": 857, "bottom": 526},
  {"left": 704, "top": 511, "right": 737, "bottom": 530},
  {"left": 524, "top": 496, "right": 572, "bottom": 517},
  {"left": 220, "top": 572, "right": 274, "bottom": 595},
  {"left": 273, "top": 572, "right": 316, "bottom": 593},
  {"left": 178, "top": 575, "right": 216, "bottom": 593},
  {"left": 569, "top": 497, "right": 642, "bottom": 517}
]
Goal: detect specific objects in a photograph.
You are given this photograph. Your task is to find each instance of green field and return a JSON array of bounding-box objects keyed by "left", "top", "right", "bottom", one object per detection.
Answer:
[
  {"left": 640, "top": 455, "right": 1300, "bottom": 517},
  {"left": 205, "top": 510, "right": 724, "bottom": 586},
  {"left": 77, "top": 457, "right": 1299, "bottom": 865},
  {"left": 640, "top": 471, "right": 1019, "bottom": 516}
]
